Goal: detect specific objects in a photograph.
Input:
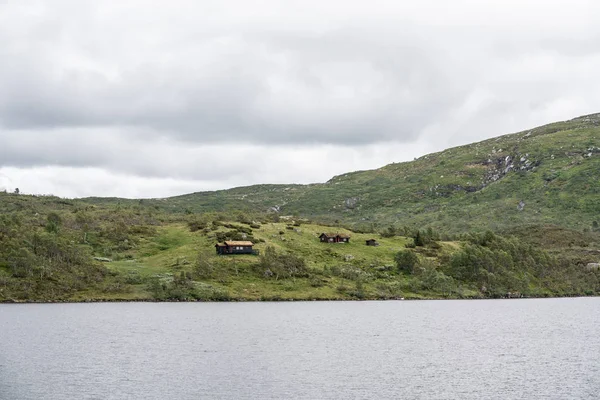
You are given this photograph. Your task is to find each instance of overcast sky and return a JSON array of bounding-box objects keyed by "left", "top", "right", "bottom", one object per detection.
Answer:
[{"left": 1, "top": 0, "right": 599, "bottom": 198}]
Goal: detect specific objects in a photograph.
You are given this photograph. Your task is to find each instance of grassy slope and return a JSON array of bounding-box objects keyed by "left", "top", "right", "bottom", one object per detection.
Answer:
[
  {"left": 96, "top": 219, "right": 599, "bottom": 301},
  {"left": 1, "top": 191, "right": 598, "bottom": 301},
  {"left": 132, "top": 113, "right": 600, "bottom": 233},
  {"left": 97, "top": 221, "right": 466, "bottom": 301}
]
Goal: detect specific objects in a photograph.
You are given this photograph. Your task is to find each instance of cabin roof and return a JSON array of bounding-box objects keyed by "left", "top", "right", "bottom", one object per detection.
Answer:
[
  {"left": 320, "top": 232, "right": 350, "bottom": 238},
  {"left": 224, "top": 240, "right": 254, "bottom": 246}
]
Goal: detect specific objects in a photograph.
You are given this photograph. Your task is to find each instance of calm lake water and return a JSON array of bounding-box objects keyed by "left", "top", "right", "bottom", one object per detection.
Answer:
[{"left": 1, "top": 298, "right": 599, "bottom": 400}]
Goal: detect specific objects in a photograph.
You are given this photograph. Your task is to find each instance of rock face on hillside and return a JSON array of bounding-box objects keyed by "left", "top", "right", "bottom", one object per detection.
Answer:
[{"left": 344, "top": 197, "right": 359, "bottom": 209}]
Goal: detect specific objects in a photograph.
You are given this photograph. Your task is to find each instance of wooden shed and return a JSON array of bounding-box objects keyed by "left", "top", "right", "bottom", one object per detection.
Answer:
[
  {"left": 215, "top": 241, "right": 257, "bottom": 255},
  {"left": 319, "top": 233, "right": 350, "bottom": 243}
]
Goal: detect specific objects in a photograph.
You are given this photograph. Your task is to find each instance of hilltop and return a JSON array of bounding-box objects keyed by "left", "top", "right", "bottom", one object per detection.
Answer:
[{"left": 134, "top": 113, "right": 600, "bottom": 233}]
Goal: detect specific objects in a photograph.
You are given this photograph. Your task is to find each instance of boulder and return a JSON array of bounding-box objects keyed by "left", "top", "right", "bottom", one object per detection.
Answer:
[
  {"left": 585, "top": 263, "right": 600, "bottom": 271},
  {"left": 344, "top": 197, "right": 359, "bottom": 209}
]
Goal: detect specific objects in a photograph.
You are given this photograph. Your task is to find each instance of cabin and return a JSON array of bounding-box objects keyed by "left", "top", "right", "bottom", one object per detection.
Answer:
[
  {"left": 215, "top": 241, "right": 258, "bottom": 255},
  {"left": 365, "top": 239, "right": 379, "bottom": 246},
  {"left": 319, "top": 233, "right": 350, "bottom": 243}
]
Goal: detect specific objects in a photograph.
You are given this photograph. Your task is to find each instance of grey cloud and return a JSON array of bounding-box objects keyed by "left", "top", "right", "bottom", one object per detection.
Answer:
[
  {"left": 0, "top": 130, "right": 259, "bottom": 180},
  {"left": 0, "top": 2, "right": 470, "bottom": 146},
  {"left": 1, "top": 0, "right": 600, "bottom": 197}
]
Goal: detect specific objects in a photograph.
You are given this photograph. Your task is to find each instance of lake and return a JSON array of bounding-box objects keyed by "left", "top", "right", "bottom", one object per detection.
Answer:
[{"left": 1, "top": 298, "right": 599, "bottom": 399}]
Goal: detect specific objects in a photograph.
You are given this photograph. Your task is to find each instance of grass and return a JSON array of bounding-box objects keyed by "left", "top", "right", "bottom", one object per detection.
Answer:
[
  {"left": 1, "top": 203, "right": 597, "bottom": 301},
  {"left": 83, "top": 220, "right": 468, "bottom": 301}
]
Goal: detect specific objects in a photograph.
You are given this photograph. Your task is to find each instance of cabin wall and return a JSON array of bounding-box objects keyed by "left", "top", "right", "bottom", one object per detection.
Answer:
[{"left": 224, "top": 245, "right": 253, "bottom": 254}]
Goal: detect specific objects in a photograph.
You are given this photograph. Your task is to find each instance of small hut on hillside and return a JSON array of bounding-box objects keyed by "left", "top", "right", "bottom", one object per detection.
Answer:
[
  {"left": 319, "top": 233, "right": 350, "bottom": 243},
  {"left": 215, "top": 241, "right": 258, "bottom": 255},
  {"left": 365, "top": 239, "right": 380, "bottom": 246}
]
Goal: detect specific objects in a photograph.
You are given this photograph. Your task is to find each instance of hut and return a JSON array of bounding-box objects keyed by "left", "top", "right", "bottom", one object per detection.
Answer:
[
  {"left": 215, "top": 241, "right": 257, "bottom": 255},
  {"left": 365, "top": 239, "right": 379, "bottom": 246},
  {"left": 319, "top": 233, "right": 350, "bottom": 243}
]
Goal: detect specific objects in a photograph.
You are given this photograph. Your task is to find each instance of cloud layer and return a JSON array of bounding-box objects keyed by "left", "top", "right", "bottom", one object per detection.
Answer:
[{"left": 1, "top": 0, "right": 600, "bottom": 197}]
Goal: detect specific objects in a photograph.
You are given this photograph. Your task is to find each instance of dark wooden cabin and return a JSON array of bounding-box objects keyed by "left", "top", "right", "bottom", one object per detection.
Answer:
[
  {"left": 365, "top": 239, "right": 379, "bottom": 246},
  {"left": 319, "top": 233, "right": 350, "bottom": 243},
  {"left": 215, "top": 241, "right": 257, "bottom": 255}
]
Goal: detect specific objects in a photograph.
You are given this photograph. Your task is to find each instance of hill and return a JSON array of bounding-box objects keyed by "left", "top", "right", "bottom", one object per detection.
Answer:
[
  {"left": 2, "top": 112, "right": 600, "bottom": 302},
  {"left": 0, "top": 193, "right": 599, "bottom": 302},
  {"left": 138, "top": 113, "right": 600, "bottom": 233}
]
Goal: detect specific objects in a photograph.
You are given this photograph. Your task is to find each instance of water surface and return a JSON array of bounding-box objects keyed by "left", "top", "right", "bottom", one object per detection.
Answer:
[{"left": 1, "top": 298, "right": 599, "bottom": 399}]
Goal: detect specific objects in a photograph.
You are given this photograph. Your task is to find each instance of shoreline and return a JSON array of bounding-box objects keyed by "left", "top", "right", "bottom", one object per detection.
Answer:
[{"left": 1, "top": 293, "right": 595, "bottom": 304}]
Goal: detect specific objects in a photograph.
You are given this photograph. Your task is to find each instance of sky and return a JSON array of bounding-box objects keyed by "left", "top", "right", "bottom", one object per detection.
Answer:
[{"left": 1, "top": 0, "right": 599, "bottom": 198}]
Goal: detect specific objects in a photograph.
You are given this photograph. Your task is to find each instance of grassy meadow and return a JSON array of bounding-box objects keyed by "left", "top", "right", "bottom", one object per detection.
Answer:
[{"left": 1, "top": 192, "right": 598, "bottom": 302}]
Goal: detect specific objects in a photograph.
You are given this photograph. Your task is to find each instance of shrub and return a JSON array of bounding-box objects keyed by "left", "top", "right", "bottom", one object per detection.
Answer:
[
  {"left": 309, "top": 276, "right": 325, "bottom": 287},
  {"left": 380, "top": 226, "right": 397, "bottom": 238},
  {"left": 413, "top": 231, "right": 425, "bottom": 246},
  {"left": 195, "top": 251, "right": 215, "bottom": 279},
  {"left": 188, "top": 220, "right": 207, "bottom": 232},
  {"left": 257, "top": 246, "right": 308, "bottom": 279},
  {"left": 395, "top": 250, "right": 419, "bottom": 274}
]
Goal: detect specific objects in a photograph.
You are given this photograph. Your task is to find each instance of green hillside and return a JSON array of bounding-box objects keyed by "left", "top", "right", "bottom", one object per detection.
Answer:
[
  {"left": 2, "top": 112, "right": 600, "bottom": 302},
  {"left": 1, "top": 193, "right": 599, "bottom": 302},
  {"left": 143, "top": 113, "right": 600, "bottom": 233}
]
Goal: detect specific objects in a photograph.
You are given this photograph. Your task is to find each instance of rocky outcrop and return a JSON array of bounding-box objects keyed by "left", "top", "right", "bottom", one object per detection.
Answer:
[
  {"left": 483, "top": 153, "right": 540, "bottom": 186},
  {"left": 344, "top": 197, "right": 359, "bottom": 209},
  {"left": 585, "top": 263, "right": 600, "bottom": 271}
]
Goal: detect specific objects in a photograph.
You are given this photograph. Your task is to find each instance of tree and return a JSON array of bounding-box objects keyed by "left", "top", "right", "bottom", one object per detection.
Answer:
[
  {"left": 380, "top": 225, "right": 397, "bottom": 238},
  {"left": 13, "top": 188, "right": 19, "bottom": 195},
  {"left": 195, "top": 251, "right": 215, "bottom": 278},
  {"left": 395, "top": 250, "right": 419, "bottom": 274},
  {"left": 45, "top": 212, "right": 62, "bottom": 234},
  {"left": 414, "top": 230, "right": 425, "bottom": 247}
]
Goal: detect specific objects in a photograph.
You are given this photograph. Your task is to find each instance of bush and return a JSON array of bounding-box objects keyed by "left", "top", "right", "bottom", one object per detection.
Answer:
[
  {"left": 330, "top": 265, "right": 371, "bottom": 281},
  {"left": 395, "top": 250, "right": 419, "bottom": 274},
  {"left": 413, "top": 231, "right": 425, "bottom": 246},
  {"left": 309, "top": 276, "right": 325, "bottom": 287},
  {"left": 195, "top": 251, "right": 215, "bottom": 278},
  {"left": 257, "top": 246, "right": 308, "bottom": 279},
  {"left": 348, "top": 280, "right": 366, "bottom": 299},
  {"left": 380, "top": 226, "right": 397, "bottom": 238},
  {"left": 188, "top": 219, "right": 207, "bottom": 232}
]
